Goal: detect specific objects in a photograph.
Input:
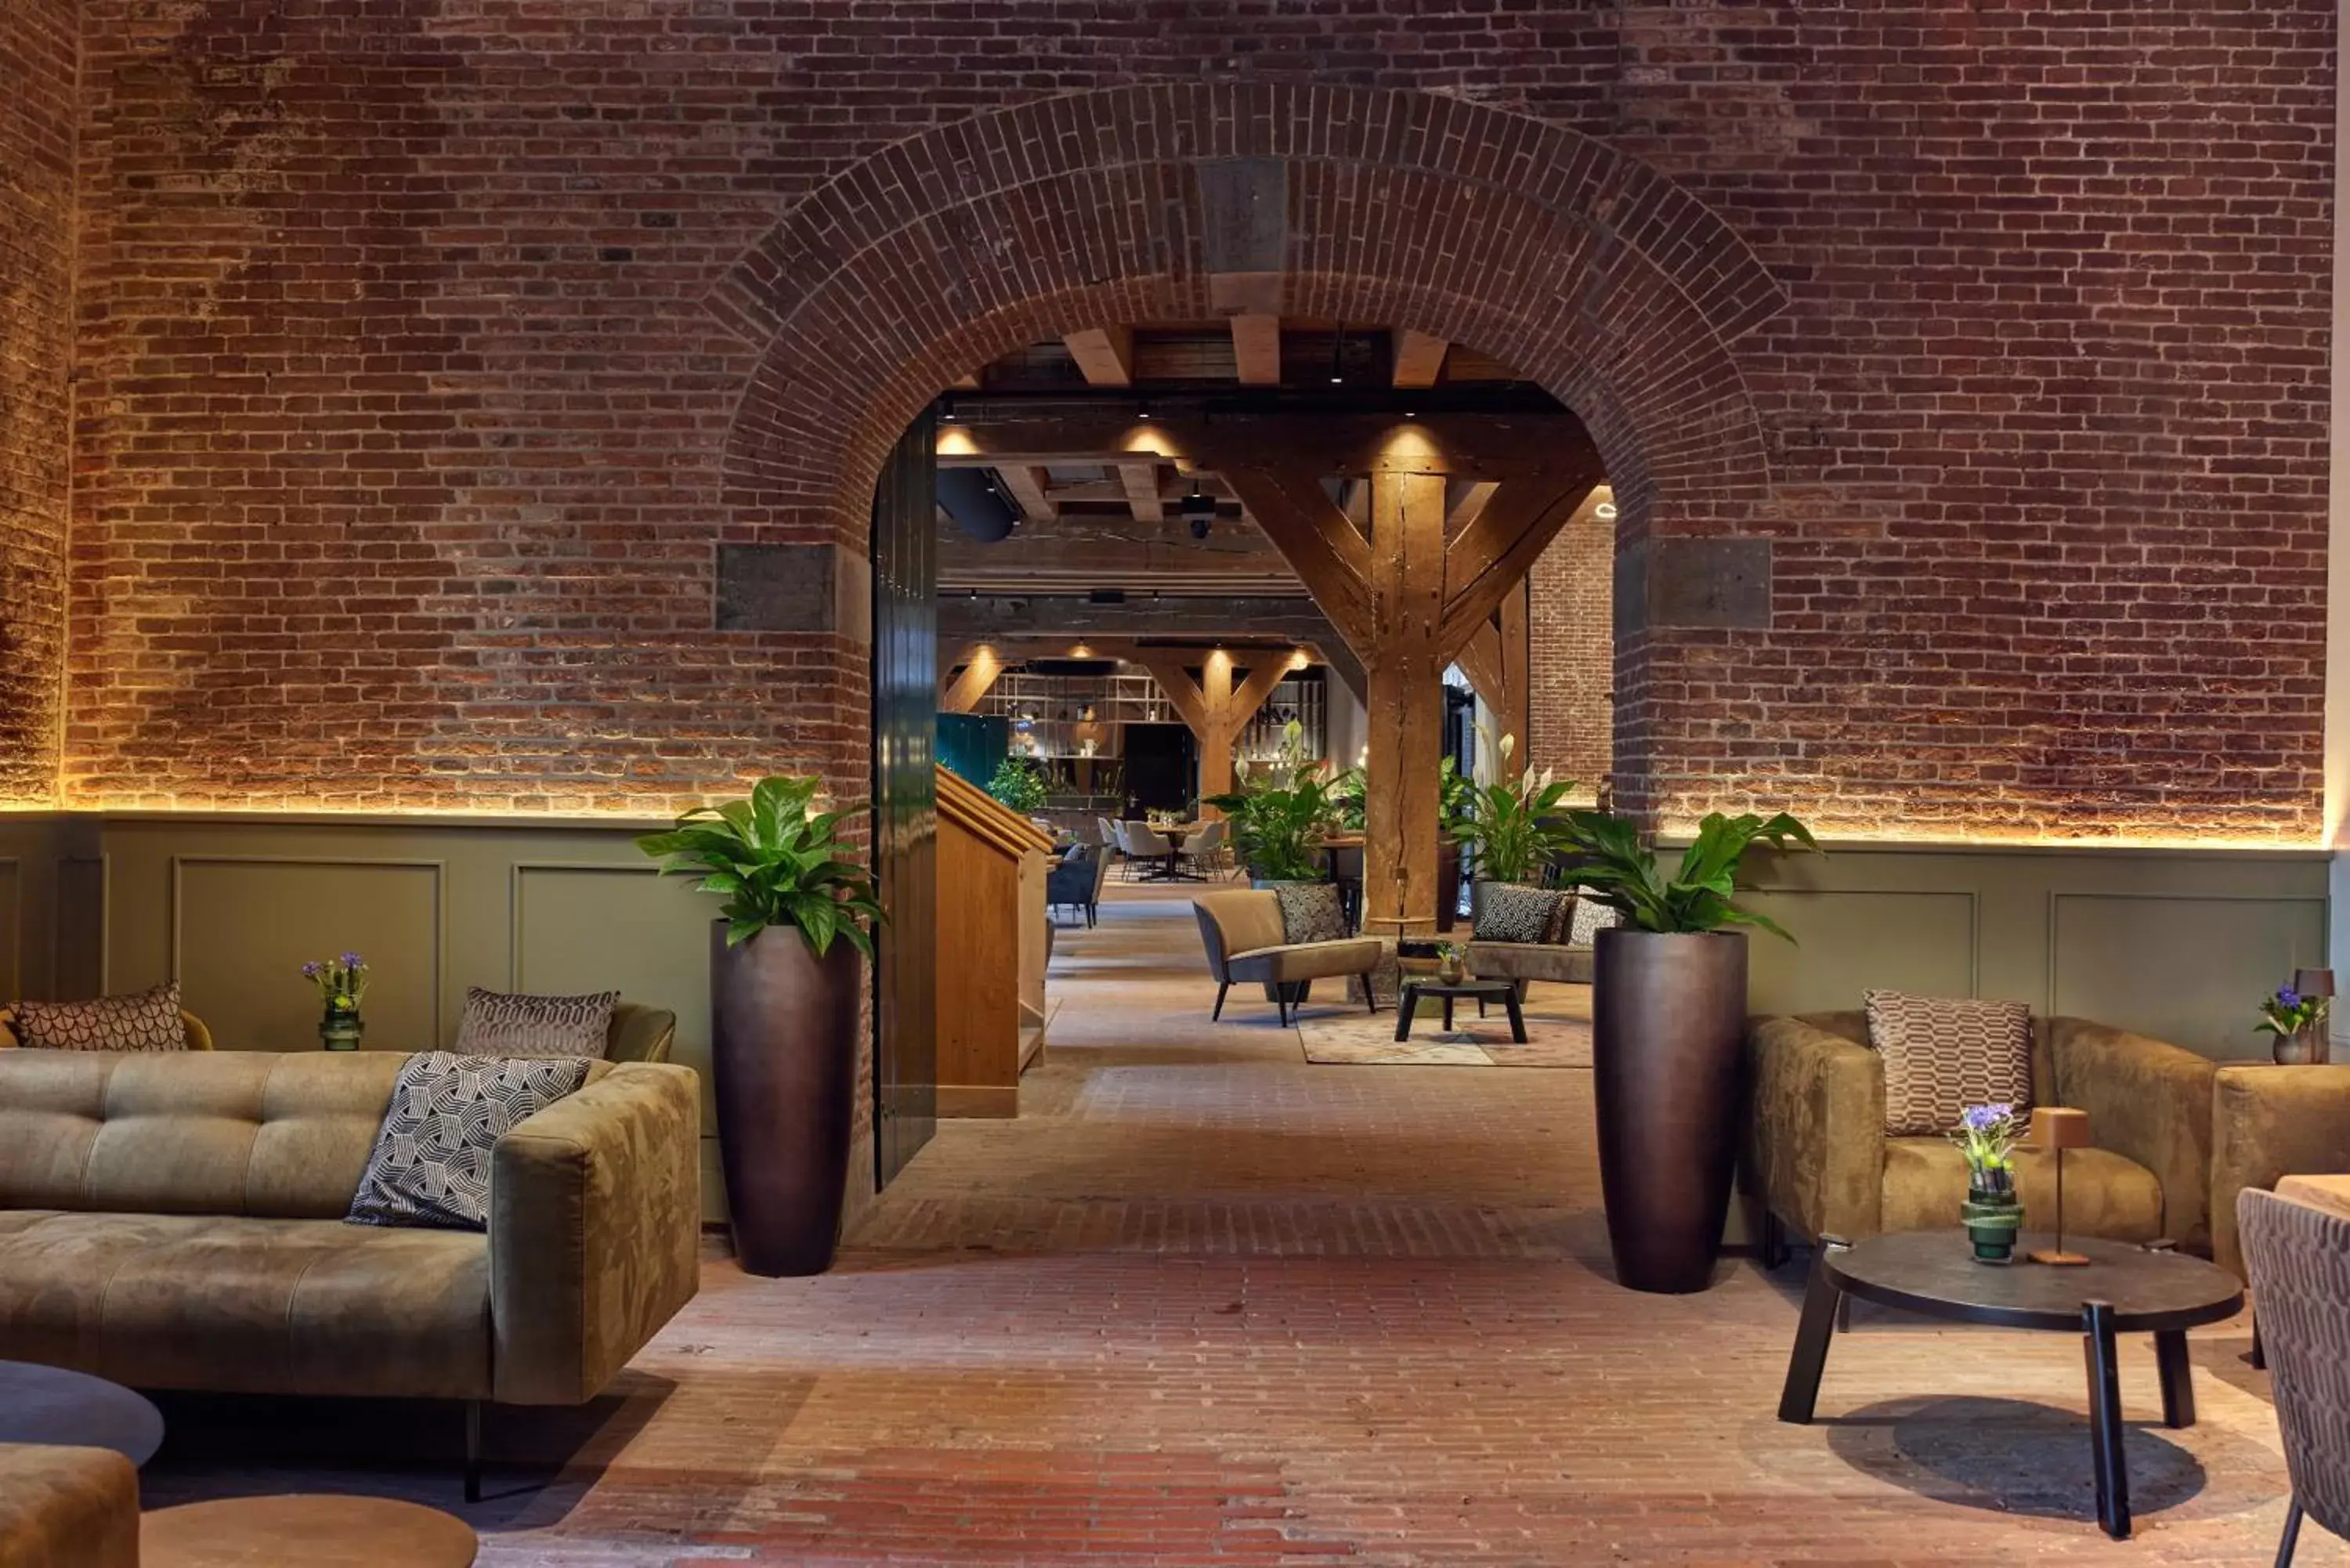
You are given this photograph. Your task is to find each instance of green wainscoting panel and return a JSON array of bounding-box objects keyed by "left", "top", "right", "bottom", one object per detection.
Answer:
[
  {"left": 2051, "top": 891, "right": 2327, "bottom": 1060},
  {"left": 172, "top": 858, "right": 443, "bottom": 1055},
  {"left": 1741, "top": 890, "right": 1977, "bottom": 1017},
  {"left": 1744, "top": 841, "right": 2330, "bottom": 1057},
  {"left": 513, "top": 862, "right": 726, "bottom": 1220},
  {"left": 0, "top": 858, "right": 22, "bottom": 1004}
]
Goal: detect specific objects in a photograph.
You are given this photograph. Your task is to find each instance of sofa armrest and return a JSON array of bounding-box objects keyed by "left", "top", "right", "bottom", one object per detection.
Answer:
[
  {"left": 2211, "top": 1064, "right": 2350, "bottom": 1278},
  {"left": 490, "top": 1061, "right": 702, "bottom": 1404},
  {"left": 0, "top": 1444, "right": 138, "bottom": 1568},
  {"left": 2048, "top": 1017, "right": 2216, "bottom": 1256},
  {"left": 1744, "top": 1015, "right": 1885, "bottom": 1243}
]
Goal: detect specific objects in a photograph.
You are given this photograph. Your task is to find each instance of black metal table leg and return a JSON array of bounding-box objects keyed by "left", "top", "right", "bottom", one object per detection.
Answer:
[
  {"left": 1502, "top": 989, "right": 1528, "bottom": 1043},
  {"left": 1394, "top": 985, "right": 1417, "bottom": 1043},
  {"left": 2155, "top": 1329, "right": 2195, "bottom": 1429},
  {"left": 2084, "top": 1300, "right": 2131, "bottom": 1538},
  {"left": 1442, "top": 995, "right": 1455, "bottom": 1029},
  {"left": 1777, "top": 1249, "right": 1843, "bottom": 1423}
]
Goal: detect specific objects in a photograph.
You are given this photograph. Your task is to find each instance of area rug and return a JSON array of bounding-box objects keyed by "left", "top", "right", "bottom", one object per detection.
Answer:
[{"left": 1295, "top": 1008, "right": 1593, "bottom": 1068}]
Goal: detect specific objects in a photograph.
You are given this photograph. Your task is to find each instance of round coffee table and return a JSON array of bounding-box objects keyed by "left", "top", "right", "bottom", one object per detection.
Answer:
[
  {"left": 0, "top": 1360, "right": 164, "bottom": 1466},
  {"left": 1394, "top": 977, "right": 1525, "bottom": 1042},
  {"left": 143, "top": 1495, "right": 476, "bottom": 1567},
  {"left": 1776, "top": 1230, "right": 2243, "bottom": 1539}
]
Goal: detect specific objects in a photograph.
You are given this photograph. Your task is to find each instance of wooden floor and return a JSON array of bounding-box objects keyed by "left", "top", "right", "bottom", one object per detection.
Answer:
[{"left": 140, "top": 880, "right": 2330, "bottom": 1565}]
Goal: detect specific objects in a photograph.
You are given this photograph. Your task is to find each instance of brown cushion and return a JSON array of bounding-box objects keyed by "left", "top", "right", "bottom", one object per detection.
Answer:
[
  {"left": 451, "top": 987, "right": 617, "bottom": 1059},
  {"left": 1881, "top": 1138, "right": 2162, "bottom": 1241},
  {"left": 9, "top": 985, "right": 186, "bottom": 1053},
  {"left": 2276, "top": 1173, "right": 2350, "bottom": 1221},
  {"left": 1864, "top": 989, "right": 2034, "bottom": 1136}
]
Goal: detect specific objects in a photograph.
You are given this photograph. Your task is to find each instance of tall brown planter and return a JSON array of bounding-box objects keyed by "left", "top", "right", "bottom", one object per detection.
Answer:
[
  {"left": 710, "top": 921, "right": 862, "bottom": 1277},
  {"left": 1592, "top": 928, "right": 1748, "bottom": 1294}
]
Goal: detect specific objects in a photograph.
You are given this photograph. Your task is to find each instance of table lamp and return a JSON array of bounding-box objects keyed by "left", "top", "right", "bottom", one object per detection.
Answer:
[
  {"left": 2294, "top": 967, "right": 2335, "bottom": 1064},
  {"left": 2025, "top": 1107, "right": 2092, "bottom": 1266}
]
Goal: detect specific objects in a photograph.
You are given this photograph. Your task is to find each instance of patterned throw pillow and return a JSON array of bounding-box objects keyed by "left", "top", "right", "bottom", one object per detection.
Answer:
[
  {"left": 1473, "top": 883, "right": 1561, "bottom": 944},
  {"left": 8, "top": 983, "right": 186, "bottom": 1052},
  {"left": 1272, "top": 883, "right": 1349, "bottom": 945},
  {"left": 1567, "top": 893, "right": 1622, "bottom": 946},
  {"left": 450, "top": 987, "right": 618, "bottom": 1059},
  {"left": 1542, "top": 894, "right": 1579, "bottom": 945},
  {"left": 347, "top": 1052, "right": 596, "bottom": 1230},
  {"left": 1864, "top": 989, "right": 2035, "bottom": 1138}
]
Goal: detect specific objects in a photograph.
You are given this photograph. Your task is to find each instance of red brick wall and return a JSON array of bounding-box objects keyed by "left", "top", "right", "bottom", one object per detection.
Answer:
[
  {"left": 0, "top": 0, "right": 78, "bottom": 804},
  {"left": 1527, "top": 512, "right": 1612, "bottom": 798},
  {"left": 47, "top": 2, "right": 2341, "bottom": 843}
]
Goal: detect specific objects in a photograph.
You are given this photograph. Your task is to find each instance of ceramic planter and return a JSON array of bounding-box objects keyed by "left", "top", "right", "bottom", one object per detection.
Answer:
[
  {"left": 1592, "top": 928, "right": 1748, "bottom": 1294},
  {"left": 1962, "top": 1182, "right": 2023, "bottom": 1263},
  {"left": 710, "top": 920, "right": 862, "bottom": 1277}
]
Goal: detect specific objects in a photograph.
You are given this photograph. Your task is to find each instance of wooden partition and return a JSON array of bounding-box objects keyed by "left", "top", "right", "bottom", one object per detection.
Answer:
[{"left": 935, "top": 766, "right": 1054, "bottom": 1117}]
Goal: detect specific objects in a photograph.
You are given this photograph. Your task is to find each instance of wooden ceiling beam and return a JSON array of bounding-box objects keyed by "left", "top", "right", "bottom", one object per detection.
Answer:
[
  {"left": 939, "top": 594, "right": 1346, "bottom": 647},
  {"left": 992, "top": 464, "right": 1056, "bottom": 522},
  {"left": 1440, "top": 477, "right": 1608, "bottom": 657},
  {"left": 1215, "top": 464, "right": 1375, "bottom": 650},
  {"left": 1118, "top": 462, "right": 1166, "bottom": 523},
  {"left": 1231, "top": 314, "right": 1282, "bottom": 386},
  {"left": 939, "top": 407, "right": 1586, "bottom": 474},
  {"left": 1062, "top": 326, "right": 1136, "bottom": 387},
  {"left": 1392, "top": 330, "right": 1449, "bottom": 389},
  {"left": 1446, "top": 479, "right": 1499, "bottom": 535}
]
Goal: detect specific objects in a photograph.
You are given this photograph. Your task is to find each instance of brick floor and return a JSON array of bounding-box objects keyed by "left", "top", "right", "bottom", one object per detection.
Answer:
[{"left": 143, "top": 883, "right": 2334, "bottom": 1564}]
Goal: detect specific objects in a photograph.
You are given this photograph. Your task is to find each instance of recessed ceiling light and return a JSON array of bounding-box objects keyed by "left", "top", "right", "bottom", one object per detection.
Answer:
[{"left": 1595, "top": 500, "right": 1619, "bottom": 521}]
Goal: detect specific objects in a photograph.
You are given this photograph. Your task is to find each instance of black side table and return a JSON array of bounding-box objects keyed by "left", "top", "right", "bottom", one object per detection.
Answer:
[
  {"left": 1776, "top": 1230, "right": 2242, "bottom": 1539},
  {"left": 1394, "top": 978, "right": 1526, "bottom": 1042}
]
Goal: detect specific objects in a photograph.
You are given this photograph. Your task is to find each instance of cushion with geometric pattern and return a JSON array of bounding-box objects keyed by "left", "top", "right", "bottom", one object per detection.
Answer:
[
  {"left": 1863, "top": 989, "right": 2034, "bottom": 1138},
  {"left": 6, "top": 983, "right": 186, "bottom": 1052},
  {"left": 450, "top": 987, "right": 617, "bottom": 1059},
  {"left": 1567, "top": 893, "right": 1622, "bottom": 947},
  {"left": 1272, "top": 882, "right": 1349, "bottom": 945},
  {"left": 1473, "top": 883, "right": 1562, "bottom": 944},
  {"left": 345, "top": 1052, "right": 595, "bottom": 1230}
]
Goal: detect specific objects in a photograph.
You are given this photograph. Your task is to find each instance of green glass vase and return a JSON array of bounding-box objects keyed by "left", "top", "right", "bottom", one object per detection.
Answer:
[
  {"left": 320, "top": 1005, "right": 364, "bottom": 1052},
  {"left": 1961, "top": 1176, "right": 2022, "bottom": 1264}
]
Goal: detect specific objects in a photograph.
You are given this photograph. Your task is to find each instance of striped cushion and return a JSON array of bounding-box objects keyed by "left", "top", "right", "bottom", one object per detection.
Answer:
[
  {"left": 1864, "top": 989, "right": 2034, "bottom": 1136},
  {"left": 450, "top": 987, "right": 617, "bottom": 1059},
  {"left": 8, "top": 983, "right": 186, "bottom": 1052}
]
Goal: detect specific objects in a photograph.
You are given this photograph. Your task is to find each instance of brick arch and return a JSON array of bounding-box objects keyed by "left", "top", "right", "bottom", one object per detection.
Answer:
[{"left": 710, "top": 81, "right": 1784, "bottom": 551}]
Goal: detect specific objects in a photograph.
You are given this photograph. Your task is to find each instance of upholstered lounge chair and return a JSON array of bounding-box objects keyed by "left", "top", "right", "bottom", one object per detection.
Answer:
[
  {"left": 1191, "top": 889, "right": 1382, "bottom": 1025},
  {"left": 1745, "top": 1012, "right": 2216, "bottom": 1260}
]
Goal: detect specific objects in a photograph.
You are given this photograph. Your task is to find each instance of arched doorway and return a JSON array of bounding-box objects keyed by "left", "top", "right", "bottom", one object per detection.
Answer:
[{"left": 708, "top": 81, "right": 1783, "bottom": 1189}]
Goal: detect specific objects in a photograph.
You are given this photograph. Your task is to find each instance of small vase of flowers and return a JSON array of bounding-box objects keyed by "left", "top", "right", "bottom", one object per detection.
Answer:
[
  {"left": 1952, "top": 1102, "right": 2023, "bottom": 1263},
  {"left": 1434, "top": 942, "right": 1470, "bottom": 985},
  {"left": 2258, "top": 983, "right": 2324, "bottom": 1065},
  {"left": 303, "top": 952, "right": 369, "bottom": 1051}
]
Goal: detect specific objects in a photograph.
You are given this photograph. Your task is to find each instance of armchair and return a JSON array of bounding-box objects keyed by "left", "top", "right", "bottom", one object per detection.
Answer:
[
  {"left": 1046, "top": 845, "right": 1110, "bottom": 927},
  {"left": 1745, "top": 1011, "right": 2215, "bottom": 1259},
  {"left": 2236, "top": 1187, "right": 2350, "bottom": 1566},
  {"left": 2212, "top": 1064, "right": 2350, "bottom": 1278},
  {"left": 1191, "top": 890, "right": 1382, "bottom": 1025}
]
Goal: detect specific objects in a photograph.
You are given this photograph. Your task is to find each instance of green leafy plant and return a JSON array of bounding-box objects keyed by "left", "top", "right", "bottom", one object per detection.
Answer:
[
  {"left": 986, "top": 756, "right": 1050, "bottom": 815},
  {"left": 638, "top": 775, "right": 883, "bottom": 955},
  {"left": 2258, "top": 983, "right": 2324, "bottom": 1042},
  {"left": 1443, "top": 732, "right": 1579, "bottom": 885},
  {"left": 1206, "top": 723, "right": 1337, "bottom": 882},
  {"left": 1559, "top": 809, "right": 1819, "bottom": 941},
  {"left": 1326, "top": 764, "right": 1367, "bottom": 833}
]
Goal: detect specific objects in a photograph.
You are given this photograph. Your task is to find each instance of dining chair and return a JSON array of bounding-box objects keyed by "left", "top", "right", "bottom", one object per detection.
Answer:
[
  {"left": 2238, "top": 1186, "right": 2350, "bottom": 1567},
  {"left": 1124, "top": 822, "right": 1174, "bottom": 880},
  {"left": 1183, "top": 819, "right": 1227, "bottom": 880}
]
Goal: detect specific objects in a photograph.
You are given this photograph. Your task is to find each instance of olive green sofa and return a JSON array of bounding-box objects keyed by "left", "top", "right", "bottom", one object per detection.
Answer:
[
  {"left": 2211, "top": 1063, "right": 2350, "bottom": 1279},
  {"left": 0, "top": 1049, "right": 701, "bottom": 1498},
  {"left": 1746, "top": 1011, "right": 2216, "bottom": 1259},
  {"left": 0, "top": 1443, "right": 137, "bottom": 1568}
]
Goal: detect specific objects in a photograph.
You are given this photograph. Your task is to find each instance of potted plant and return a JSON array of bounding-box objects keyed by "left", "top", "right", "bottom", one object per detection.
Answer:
[
  {"left": 2258, "top": 982, "right": 2325, "bottom": 1065},
  {"left": 1206, "top": 721, "right": 1337, "bottom": 885},
  {"left": 1444, "top": 732, "right": 1578, "bottom": 923},
  {"left": 1952, "top": 1102, "right": 2023, "bottom": 1263},
  {"left": 302, "top": 952, "right": 370, "bottom": 1051},
  {"left": 1560, "top": 807, "right": 1819, "bottom": 1293},
  {"left": 639, "top": 775, "right": 882, "bottom": 1277},
  {"left": 986, "top": 756, "right": 1049, "bottom": 816}
]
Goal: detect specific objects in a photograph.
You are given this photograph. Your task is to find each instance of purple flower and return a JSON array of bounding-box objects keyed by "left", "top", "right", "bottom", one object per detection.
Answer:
[
  {"left": 301, "top": 961, "right": 323, "bottom": 978},
  {"left": 1960, "top": 1104, "right": 2012, "bottom": 1132},
  {"left": 339, "top": 952, "right": 364, "bottom": 969},
  {"left": 2280, "top": 987, "right": 2302, "bottom": 1010}
]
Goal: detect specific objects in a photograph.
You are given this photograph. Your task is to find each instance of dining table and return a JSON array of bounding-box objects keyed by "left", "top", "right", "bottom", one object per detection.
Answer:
[{"left": 1141, "top": 821, "right": 1202, "bottom": 882}]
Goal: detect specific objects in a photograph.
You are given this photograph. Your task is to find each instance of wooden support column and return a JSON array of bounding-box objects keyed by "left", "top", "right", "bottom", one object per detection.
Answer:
[
  {"left": 1455, "top": 578, "right": 1531, "bottom": 778},
  {"left": 1133, "top": 648, "right": 1301, "bottom": 812},
  {"left": 1361, "top": 464, "right": 1452, "bottom": 934}
]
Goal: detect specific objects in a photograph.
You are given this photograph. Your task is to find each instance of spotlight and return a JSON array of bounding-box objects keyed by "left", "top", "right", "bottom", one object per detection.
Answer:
[
  {"left": 1181, "top": 481, "right": 1215, "bottom": 540},
  {"left": 1595, "top": 500, "right": 1619, "bottom": 521},
  {"left": 939, "top": 396, "right": 957, "bottom": 422}
]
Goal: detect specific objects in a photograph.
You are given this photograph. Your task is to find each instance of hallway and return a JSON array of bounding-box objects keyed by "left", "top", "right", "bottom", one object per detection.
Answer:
[{"left": 143, "top": 885, "right": 2317, "bottom": 1566}]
